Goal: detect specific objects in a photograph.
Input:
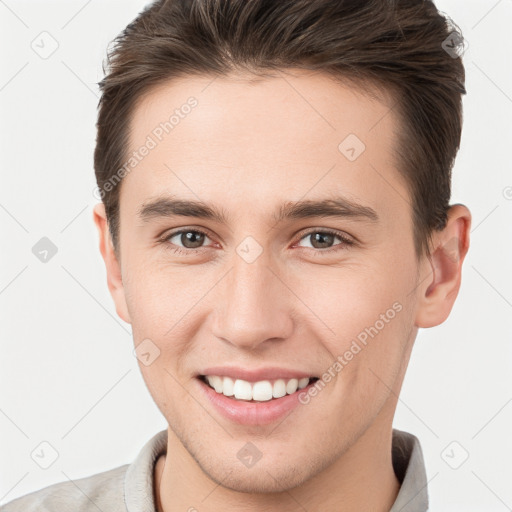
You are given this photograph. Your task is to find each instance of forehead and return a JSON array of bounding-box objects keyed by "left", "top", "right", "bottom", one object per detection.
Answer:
[{"left": 121, "top": 69, "right": 409, "bottom": 222}]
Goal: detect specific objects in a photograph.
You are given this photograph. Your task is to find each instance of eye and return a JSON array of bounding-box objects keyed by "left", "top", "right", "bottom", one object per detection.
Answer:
[
  {"left": 159, "top": 227, "right": 355, "bottom": 257},
  {"left": 295, "top": 229, "right": 354, "bottom": 252},
  {"left": 161, "top": 228, "right": 213, "bottom": 254}
]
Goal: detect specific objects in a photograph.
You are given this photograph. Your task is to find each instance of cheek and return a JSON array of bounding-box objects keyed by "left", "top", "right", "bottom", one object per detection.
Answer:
[
  {"left": 123, "top": 262, "right": 215, "bottom": 378},
  {"left": 123, "top": 258, "right": 203, "bottom": 334},
  {"left": 294, "top": 264, "right": 405, "bottom": 333},
  {"left": 291, "top": 261, "right": 415, "bottom": 376}
]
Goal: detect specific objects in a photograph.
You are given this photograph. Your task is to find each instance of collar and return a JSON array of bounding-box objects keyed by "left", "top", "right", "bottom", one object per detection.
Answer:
[{"left": 389, "top": 429, "right": 429, "bottom": 511}]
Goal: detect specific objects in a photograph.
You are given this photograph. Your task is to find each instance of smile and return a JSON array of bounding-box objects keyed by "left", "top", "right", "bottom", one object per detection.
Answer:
[{"left": 199, "top": 375, "right": 319, "bottom": 402}]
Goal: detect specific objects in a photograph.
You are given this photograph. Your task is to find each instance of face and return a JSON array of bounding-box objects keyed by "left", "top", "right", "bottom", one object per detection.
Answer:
[{"left": 95, "top": 69, "right": 454, "bottom": 493}]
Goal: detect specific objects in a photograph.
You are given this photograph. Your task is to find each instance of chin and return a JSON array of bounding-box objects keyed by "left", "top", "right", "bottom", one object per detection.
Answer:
[{"left": 206, "top": 463, "right": 310, "bottom": 494}]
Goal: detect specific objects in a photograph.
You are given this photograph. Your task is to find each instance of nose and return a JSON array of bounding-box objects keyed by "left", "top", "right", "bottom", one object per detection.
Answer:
[{"left": 211, "top": 250, "right": 294, "bottom": 351}]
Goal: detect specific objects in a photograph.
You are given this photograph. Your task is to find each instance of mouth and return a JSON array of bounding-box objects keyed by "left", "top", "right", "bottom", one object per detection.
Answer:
[{"left": 197, "top": 374, "right": 320, "bottom": 402}]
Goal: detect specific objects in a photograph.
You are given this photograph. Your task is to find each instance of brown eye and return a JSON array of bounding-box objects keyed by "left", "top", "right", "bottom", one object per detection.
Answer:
[
  {"left": 308, "top": 232, "right": 336, "bottom": 249},
  {"left": 296, "top": 229, "right": 354, "bottom": 253},
  {"left": 181, "top": 231, "right": 204, "bottom": 248},
  {"left": 165, "top": 229, "right": 210, "bottom": 250}
]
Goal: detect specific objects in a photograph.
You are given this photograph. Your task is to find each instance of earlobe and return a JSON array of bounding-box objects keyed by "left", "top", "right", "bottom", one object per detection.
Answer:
[
  {"left": 93, "top": 203, "right": 132, "bottom": 324},
  {"left": 415, "top": 204, "right": 471, "bottom": 328}
]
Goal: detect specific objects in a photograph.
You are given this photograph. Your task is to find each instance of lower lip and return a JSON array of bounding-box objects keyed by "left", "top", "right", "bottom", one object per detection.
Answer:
[{"left": 196, "top": 377, "right": 318, "bottom": 426}]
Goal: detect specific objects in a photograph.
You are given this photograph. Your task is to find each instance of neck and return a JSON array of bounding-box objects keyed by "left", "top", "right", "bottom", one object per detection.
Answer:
[{"left": 155, "top": 414, "right": 400, "bottom": 512}]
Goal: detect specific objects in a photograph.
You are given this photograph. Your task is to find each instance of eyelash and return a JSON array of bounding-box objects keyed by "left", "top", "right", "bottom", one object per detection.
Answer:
[{"left": 159, "top": 228, "right": 355, "bottom": 257}]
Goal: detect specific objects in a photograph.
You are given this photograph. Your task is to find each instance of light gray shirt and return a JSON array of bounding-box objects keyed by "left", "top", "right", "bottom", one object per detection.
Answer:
[{"left": 1, "top": 428, "right": 429, "bottom": 511}]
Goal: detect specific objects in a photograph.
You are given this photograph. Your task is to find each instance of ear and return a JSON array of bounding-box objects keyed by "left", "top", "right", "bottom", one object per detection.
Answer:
[
  {"left": 415, "top": 204, "right": 471, "bottom": 328},
  {"left": 93, "top": 203, "right": 131, "bottom": 324}
]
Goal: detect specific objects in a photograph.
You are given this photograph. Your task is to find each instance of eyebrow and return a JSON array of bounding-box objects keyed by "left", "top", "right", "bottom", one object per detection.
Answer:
[{"left": 137, "top": 195, "right": 379, "bottom": 225}]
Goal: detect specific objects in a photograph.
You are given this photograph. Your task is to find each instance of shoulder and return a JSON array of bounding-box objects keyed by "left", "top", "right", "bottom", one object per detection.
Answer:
[{"left": 1, "top": 464, "right": 128, "bottom": 512}]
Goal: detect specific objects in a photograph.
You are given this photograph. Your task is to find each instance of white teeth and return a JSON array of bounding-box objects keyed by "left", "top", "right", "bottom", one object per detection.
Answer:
[
  {"left": 203, "top": 375, "right": 314, "bottom": 401},
  {"left": 252, "top": 381, "right": 273, "bottom": 401},
  {"left": 208, "top": 375, "right": 223, "bottom": 393},
  {"left": 222, "top": 376, "right": 234, "bottom": 396},
  {"left": 233, "top": 379, "right": 252, "bottom": 400},
  {"left": 298, "top": 377, "right": 309, "bottom": 389},
  {"left": 286, "top": 378, "right": 298, "bottom": 394},
  {"left": 273, "top": 379, "right": 287, "bottom": 398}
]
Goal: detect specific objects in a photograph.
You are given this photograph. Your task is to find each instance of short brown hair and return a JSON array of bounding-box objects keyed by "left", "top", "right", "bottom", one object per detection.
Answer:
[{"left": 94, "top": 0, "right": 466, "bottom": 260}]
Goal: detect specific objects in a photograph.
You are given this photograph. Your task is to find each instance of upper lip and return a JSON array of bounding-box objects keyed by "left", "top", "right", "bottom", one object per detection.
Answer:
[{"left": 198, "top": 366, "right": 318, "bottom": 382}]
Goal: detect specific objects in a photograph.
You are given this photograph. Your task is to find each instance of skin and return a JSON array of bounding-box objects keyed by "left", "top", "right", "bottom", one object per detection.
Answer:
[{"left": 93, "top": 68, "right": 471, "bottom": 511}]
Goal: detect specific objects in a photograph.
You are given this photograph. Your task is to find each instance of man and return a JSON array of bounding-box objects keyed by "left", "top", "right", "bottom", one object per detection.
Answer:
[{"left": 2, "top": 0, "right": 471, "bottom": 510}]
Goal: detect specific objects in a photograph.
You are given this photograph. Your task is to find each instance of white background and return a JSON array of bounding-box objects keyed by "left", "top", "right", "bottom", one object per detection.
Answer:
[{"left": 1, "top": 0, "right": 511, "bottom": 510}]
